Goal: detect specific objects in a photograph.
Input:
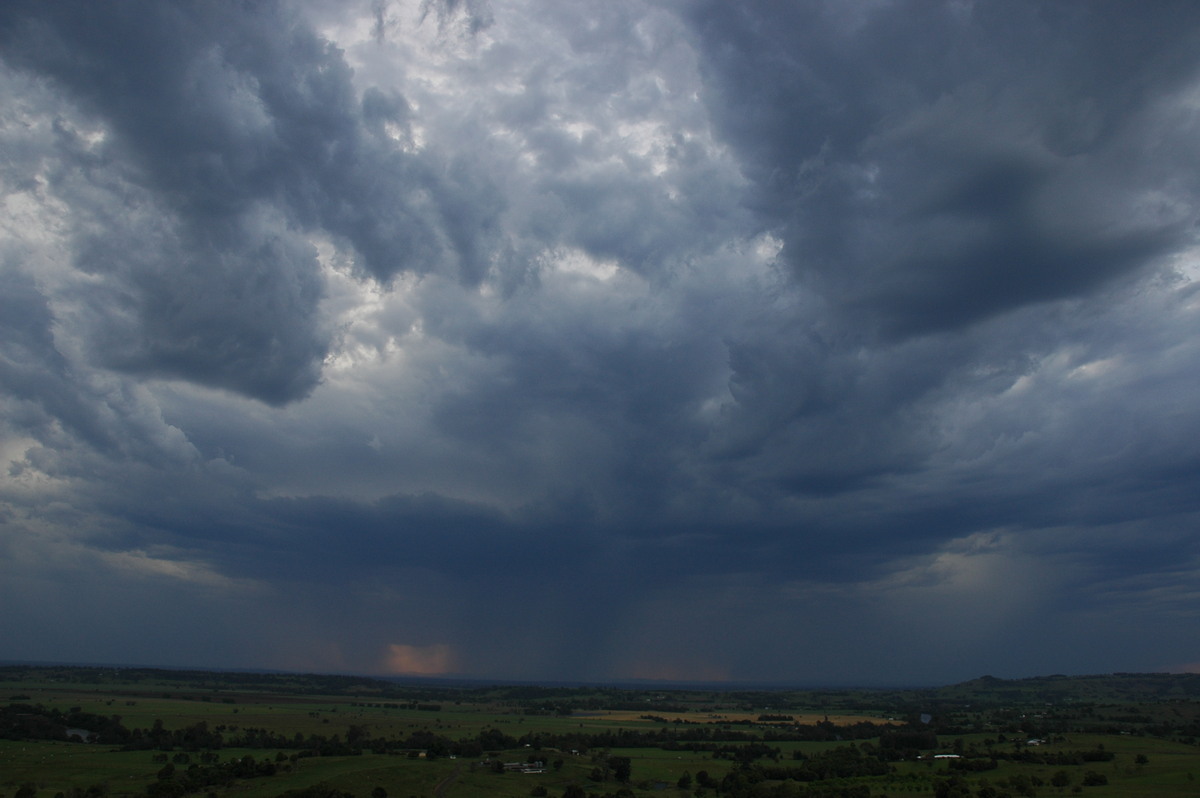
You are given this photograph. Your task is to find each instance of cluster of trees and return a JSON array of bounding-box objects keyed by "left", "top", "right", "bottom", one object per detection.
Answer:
[
  {"left": 587, "top": 755, "right": 632, "bottom": 783},
  {"left": 756, "top": 745, "right": 891, "bottom": 782},
  {"left": 145, "top": 755, "right": 284, "bottom": 798},
  {"left": 0, "top": 703, "right": 130, "bottom": 744},
  {"left": 15, "top": 785, "right": 108, "bottom": 798},
  {"left": 274, "top": 784, "right": 356, "bottom": 798},
  {"left": 348, "top": 702, "right": 441, "bottom": 711},
  {"left": 933, "top": 745, "right": 1117, "bottom": 781},
  {"left": 931, "top": 770, "right": 1109, "bottom": 798},
  {"left": 654, "top": 746, "right": 891, "bottom": 798},
  {"left": 688, "top": 776, "right": 874, "bottom": 798},
  {"left": 512, "top": 719, "right": 898, "bottom": 756},
  {"left": 989, "top": 746, "right": 1115, "bottom": 765},
  {"left": 0, "top": 703, "right": 497, "bottom": 761},
  {"left": 873, "top": 726, "right": 939, "bottom": 760}
]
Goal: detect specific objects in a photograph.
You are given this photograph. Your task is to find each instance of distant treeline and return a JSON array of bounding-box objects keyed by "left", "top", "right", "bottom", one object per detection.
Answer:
[
  {"left": 7, "top": 664, "right": 1200, "bottom": 711},
  {"left": 0, "top": 665, "right": 420, "bottom": 699}
]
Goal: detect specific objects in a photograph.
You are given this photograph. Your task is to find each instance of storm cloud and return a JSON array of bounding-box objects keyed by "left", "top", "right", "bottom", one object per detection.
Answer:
[{"left": 2, "top": 0, "right": 1199, "bottom": 685}]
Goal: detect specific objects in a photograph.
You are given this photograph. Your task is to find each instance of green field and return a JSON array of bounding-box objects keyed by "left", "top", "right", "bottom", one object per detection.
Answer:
[{"left": 2, "top": 667, "right": 1199, "bottom": 798}]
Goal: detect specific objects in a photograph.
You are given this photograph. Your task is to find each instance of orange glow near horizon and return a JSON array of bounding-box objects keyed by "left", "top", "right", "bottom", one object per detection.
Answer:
[{"left": 383, "top": 643, "right": 459, "bottom": 675}]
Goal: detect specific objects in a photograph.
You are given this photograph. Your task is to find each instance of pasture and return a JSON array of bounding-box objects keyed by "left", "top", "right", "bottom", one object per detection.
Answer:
[{"left": 2, "top": 667, "right": 1199, "bottom": 798}]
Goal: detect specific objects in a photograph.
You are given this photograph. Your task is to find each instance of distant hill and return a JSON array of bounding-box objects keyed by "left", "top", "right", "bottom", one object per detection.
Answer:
[{"left": 927, "top": 672, "right": 1200, "bottom": 705}]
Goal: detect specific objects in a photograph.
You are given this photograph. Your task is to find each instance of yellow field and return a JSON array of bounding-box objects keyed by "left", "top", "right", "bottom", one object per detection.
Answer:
[{"left": 597, "top": 710, "right": 892, "bottom": 724}]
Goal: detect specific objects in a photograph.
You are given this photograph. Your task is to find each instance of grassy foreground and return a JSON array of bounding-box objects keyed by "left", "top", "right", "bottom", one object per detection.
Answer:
[{"left": 1, "top": 666, "right": 1198, "bottom": 798}]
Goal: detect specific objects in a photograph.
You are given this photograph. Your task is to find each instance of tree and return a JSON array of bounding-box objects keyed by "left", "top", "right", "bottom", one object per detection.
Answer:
[
  {"left": 932, "top": 775, "right": 970, "bottom": 798},
  {"left": 677, "top": 771, "right": 693, "bottom": 790}
]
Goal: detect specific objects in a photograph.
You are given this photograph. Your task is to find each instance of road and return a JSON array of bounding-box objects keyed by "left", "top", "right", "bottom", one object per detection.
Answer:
[{"left": 433, "top": 761, "right": 464, "bottom": 798}]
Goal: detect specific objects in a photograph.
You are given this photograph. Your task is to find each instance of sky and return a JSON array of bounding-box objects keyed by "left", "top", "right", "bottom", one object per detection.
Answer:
[{"left": 2, "top": 0, "right": 1200, "bottom": 687}]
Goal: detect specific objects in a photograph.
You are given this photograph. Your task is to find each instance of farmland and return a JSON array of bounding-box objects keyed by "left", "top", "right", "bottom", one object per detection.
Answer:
[{"left": 1, "top": 666, "right": 1199, "bottom": 798}]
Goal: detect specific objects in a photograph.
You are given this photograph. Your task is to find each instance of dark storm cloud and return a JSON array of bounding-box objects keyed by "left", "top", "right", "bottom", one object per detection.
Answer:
[
  {"left": 0, "top": 271, "right": 76, "bottom": 431},
  {"left": 685, "top": 0, "right": 1200, "bottom": 337},
  {"left": 3, "top": 0, "right": 1200, "bottom": 683},
  {"left": 0, "top": 264, "right": 199, "bottom": 468},
  {"left": 672, "top": 0, "right": 1200, "bottom": 521},
  {"left": 0, "top": 0, "right": 500, "bottom": 403}
]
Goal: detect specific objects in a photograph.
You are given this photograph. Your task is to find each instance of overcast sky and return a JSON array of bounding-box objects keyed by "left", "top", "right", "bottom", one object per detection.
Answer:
[{"left": 2, "top": 0, "right": 1200, "bottom": 686}]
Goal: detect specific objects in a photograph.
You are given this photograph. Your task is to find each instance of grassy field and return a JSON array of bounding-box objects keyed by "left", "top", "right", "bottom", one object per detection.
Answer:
[{"left": 3, "top": 668, "right": 1200, "bottom": 798}]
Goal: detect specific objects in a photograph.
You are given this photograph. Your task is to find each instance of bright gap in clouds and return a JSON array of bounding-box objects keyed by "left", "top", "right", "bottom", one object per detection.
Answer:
[
  {"left": 315, "top": 234, "right": 417, "bottom": 376},
  {"left": 550, "top": 247, "right": 619, "bottom": 280}
]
